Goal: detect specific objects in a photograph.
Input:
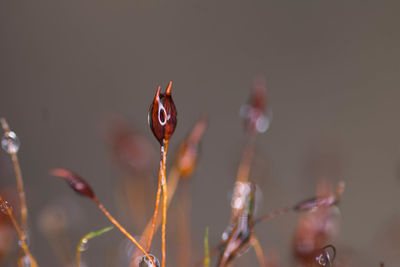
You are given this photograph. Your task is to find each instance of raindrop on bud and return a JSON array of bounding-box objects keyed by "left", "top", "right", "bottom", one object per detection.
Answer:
[{"left": 1, "top": 131, "right": 20, "bottom": 154}]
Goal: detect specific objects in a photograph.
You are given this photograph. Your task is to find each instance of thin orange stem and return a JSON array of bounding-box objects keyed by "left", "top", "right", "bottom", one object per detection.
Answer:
[
  {"left": 161, "top": 139, "right": 169, "bottom": 267},
  {"left": 0, "top": 119, "right": 28, "bottom": 234},
  {"left": 146, "top": 168, "right": 162, "bottom": 251},
  {"left": 0, "top": 196, "right": 38, "bottom": 267},
  {"left": 133, "top": 166, "right": 180, "bottom": 264},
  {"left": 92, "top": 197, "right": 154, "bottom": 266}
]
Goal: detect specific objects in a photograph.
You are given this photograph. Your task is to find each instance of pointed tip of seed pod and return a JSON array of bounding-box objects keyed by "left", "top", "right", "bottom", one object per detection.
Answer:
[
  {"left": 51, "top": 168, "right": 95, "bottom": 199},
  {"left": 155, "top": 85, "right": 162, "bottom": 100},
  {"left": 165, "top": 81, "right": 173, "bottom": 95}
]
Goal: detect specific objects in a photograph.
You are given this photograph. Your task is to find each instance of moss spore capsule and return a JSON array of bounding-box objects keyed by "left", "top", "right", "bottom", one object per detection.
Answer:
[
  {"left": 50, "top": 168, "right": 95, "bottom": 199},
  {"left": 148, "top": 81, "right": 177, "bottom": 144}
]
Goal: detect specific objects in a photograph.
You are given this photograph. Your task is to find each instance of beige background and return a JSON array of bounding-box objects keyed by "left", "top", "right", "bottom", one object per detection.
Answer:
[{"left": 1, "top": 1, "right": 400, "bottom": 266}]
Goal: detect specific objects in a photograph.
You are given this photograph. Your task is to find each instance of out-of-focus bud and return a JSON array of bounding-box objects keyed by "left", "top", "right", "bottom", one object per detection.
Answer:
[
  {"left": 293, "top": 181, "right": 342, "bottom": 265},
  {"left": 105, "top": 117, "right": 155, "bottom": 173},
  {"left": 148, "top": 81, "right": 177, "bottom": 145},
  {"left": 50, "top": 169, "right": 95, "bottom": 199},
  {"left": 175, "top": 116, "right": 207, "bottom": 178},
  {"left": 239, "top": 77, "right": 271, "bottom": 135}
]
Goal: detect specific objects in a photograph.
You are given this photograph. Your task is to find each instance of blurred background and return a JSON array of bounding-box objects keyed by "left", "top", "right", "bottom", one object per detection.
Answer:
[{"left": 0, "top": 1, "right": 400, "bottom": 266}]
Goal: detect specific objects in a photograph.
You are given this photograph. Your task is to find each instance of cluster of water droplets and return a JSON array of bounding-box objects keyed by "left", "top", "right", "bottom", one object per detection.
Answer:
[{"left": 1, "top": 130, "right": 20, "bottom": 154}]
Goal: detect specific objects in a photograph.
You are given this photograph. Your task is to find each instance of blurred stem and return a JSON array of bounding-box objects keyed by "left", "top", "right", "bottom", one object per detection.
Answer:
[
  {"left": 236, "top": 138, "right": 255, "bottom": 183},
  {"left": 203, "top": 227, "right": 210, "bottom": 267},
  {"left": 0, "top": 196, "right": 38, "bottom": 267},
  {"left": 251, "top": 235, "right": 265, "bottom": 267},
  {"left": 178, "top": 182, "right": 191, "bottom": 267}
]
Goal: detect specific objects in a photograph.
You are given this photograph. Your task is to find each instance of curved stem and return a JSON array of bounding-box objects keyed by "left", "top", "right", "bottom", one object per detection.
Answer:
[{"left": 92, "top": 197, "right": 154, "bottom": 266}]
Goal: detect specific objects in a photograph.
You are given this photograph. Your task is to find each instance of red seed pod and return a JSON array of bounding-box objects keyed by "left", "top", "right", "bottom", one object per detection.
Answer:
[
  {"left": 148, "top": 81, "right": 177, "bottom": 145},
  {"left": 50, "top": 168, "right": 95, "bottom": 199}
]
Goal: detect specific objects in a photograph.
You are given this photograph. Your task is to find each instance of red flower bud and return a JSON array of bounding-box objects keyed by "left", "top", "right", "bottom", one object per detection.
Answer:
[
  {"left": 50, "top": 168, "right": 95, "bottom": 199},
  {"left": 148, "top": 81, "right": 177, "bottom": 145}
]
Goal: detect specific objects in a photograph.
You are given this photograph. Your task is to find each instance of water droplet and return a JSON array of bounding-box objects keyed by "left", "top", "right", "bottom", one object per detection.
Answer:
[
  {"left": 1, "top": 131, "right": 20, "bottom": 154},
  {"left": 231, "top": 182, "right": 251, "bottom": 211},
  {"left": 0, "top": 200, "right": 12, "bottom": 214},
  {"left": 139, "top": 254, "right": 160, "bottom": 267},
  {"left": 79, "top": 238, "right": 89, "bottom": 251}
]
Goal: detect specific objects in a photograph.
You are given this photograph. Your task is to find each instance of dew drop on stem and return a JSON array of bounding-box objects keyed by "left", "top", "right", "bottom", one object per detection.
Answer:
[
  {"left": 79, "top": 238, "right": 89, "bottom": 251},
  {"left": 1, "top": 131, "right": 20, "bottom": 154}
]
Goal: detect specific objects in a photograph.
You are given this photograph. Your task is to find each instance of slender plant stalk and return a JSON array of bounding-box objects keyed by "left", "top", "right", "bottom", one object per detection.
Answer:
[
  {"left": 76, "top": 226, "right": 113, "bottom": 267},
  {"left": 254, "top": 206, "right": 292, "bottom": 225},
  {"left": 143, "top": 166, "right": 180, "bottom": 245},
  {"left": 146, "top": 165, "right": 163, "bottom": 251},
  {"left": 161, "top": 139, "right": 169, "bottom": 267},
  {"left": 236, "top": 138, "right": 255, "bottom": 183},
  {"left": 178, "top": 182, "right": 191, "bottom": 267},
  {"left": 0, "top": 196, "right": 38, "bottom": 267},
  {"left": 203, "top": 227, "right": 210, "bottom": 267},
  {"left": 92, "top": 197, "right": 154, "bottom": 266},
  {"left": 133, "top": 165, "right": 180, "bottom": 265},
  {"left": 0, "top": 119, "right": 28, "bottom": 234},
  {"left": 251, "top": 236, "right": 265, "bottom": 267}
]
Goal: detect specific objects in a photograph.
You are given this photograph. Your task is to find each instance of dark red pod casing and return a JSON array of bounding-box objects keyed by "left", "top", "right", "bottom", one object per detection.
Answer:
[
  {"left": 148, "top": 81, "right": 177, "bottom": 145},
  {"left": 51, "top": 168, "right": 95, "bottom": 199}
]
